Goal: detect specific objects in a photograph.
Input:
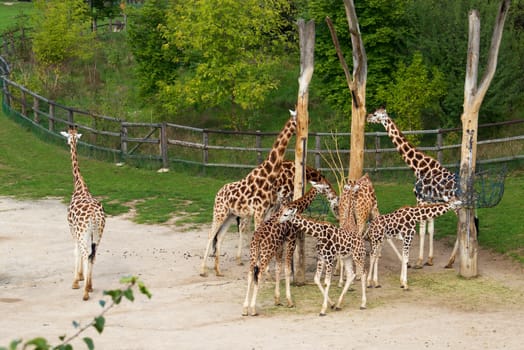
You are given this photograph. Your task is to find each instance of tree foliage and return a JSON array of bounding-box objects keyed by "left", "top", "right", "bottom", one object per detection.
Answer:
[
  {"left": 375, "top": 52, "right": 446, "bottom": 143},
  {"left": 303, "top": 0, "right": 411, "bottom": 117},
  {"left": 126, "top": 0, "right": 176, "bottom": 98},
  {"left": 31, "top": 0, "right": 94, "bottom": 68},
  {"left": 157, "top": 0, "right": 293, "bottom": 129},
  {"left": 30, "top": 0, "right": 96, "bottom": 96}
]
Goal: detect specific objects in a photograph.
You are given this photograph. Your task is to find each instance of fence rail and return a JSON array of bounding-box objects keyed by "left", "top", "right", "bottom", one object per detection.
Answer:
[{"left": 1, "top": 57, "right": 523, "bottom": 174}]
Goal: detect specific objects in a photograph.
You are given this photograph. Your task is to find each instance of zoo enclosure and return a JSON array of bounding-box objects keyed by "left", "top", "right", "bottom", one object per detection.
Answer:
[{"left": 1, "top": 74, "right": 523, "bottom": 175}]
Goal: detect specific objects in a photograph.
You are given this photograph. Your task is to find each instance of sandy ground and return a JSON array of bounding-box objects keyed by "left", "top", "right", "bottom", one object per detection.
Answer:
[{"left": 1, "top": 197, "right": 523, "bottom": 349}]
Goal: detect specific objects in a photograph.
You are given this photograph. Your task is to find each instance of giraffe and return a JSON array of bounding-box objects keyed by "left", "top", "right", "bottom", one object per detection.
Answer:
[
  {"left": 366, "top": 199, "right": 462, "bottom": 290},
  {"left": 236, "top": 160, "right": 340, "bottom": 264},
  {"left": 336, "top": 173, "right": 399, "bottom": 287},
  {"left": 278, "top": 184, "right": 367, "bottom": 316},
  {"left": 242, "top": 180, "right": 333, "bottom": 316},
  {"left": 200, "top": 111, "right": 296, "bottom": 277},
  {"left": 367, "top": 108, "right": 458, "bottom": 268},
  {"left": 61, "top": 127, "right": 106, "bottom": 301}
]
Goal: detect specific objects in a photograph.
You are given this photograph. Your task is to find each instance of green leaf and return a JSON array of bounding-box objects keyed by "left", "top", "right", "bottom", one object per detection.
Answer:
[
  {"left": 103, "top": 290, "right": 123, "bottom": 304},
  {"left": 119, "top": 276, "right": 136, "bottom": 284},
  {"left": 123, "top": 288, "right": 135, "bottom": 302},
  {"left": 83, "top": 337, "right": 95, "bottom": 350},
  {"left": 99, "top": 299, "right": 106, "bottom": 308},
  {"left": 93, "top": 316, "right": 105, "bottom": 334},
  {"left": 72, "top": 320, "right": 80, "bottom": 328},
  {"left": 8, "top": 339, "right": 22, "bottom": 350},
  {"left": 24, "top": 337, "right": 50, "bottom": 350},
  {"left": 138, "top": 281, "right": 152, "bottom": 299}
]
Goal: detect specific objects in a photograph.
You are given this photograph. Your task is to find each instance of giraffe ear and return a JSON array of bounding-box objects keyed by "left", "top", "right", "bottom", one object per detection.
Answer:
[
  {"left": 77, "top": 133, "right": 83, "bottom": 139},
  {"left": 60, "top": 131, "right": 68, "bottom": 138}
]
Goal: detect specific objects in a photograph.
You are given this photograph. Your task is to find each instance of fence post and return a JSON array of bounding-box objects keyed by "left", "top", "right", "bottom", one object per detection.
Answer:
[
  {"left": 120, "top": 123, "right": 127, "bottom": 161},
  {"left": 160, "top": 122, "right": 169, "bottom": 169},
  {"left": 48, "top": 103, "right": 55, "bottom": 131},
  {"left": 375, "top": 132, "right": 381, "bottom": 171},
  {"left": 256, "top": 130, "right": 262, "bottom": 164},
  {"left": 67, "top": 108, "right": 74, "bottom": 127},
  {"left": 33, "top": 96, "right": 39, "bottom": 123},
  {"left": 20, "top": 89, "right": 26, "bottom": 117},
  {"left": 203, "top": 130, "right": 209, "bottom": 166},
  {"left": 315, "top": 134, "right": 321, "bottom": 169},
  {"left": 437, "top": 129, "right": 443, "bottom": 164}
]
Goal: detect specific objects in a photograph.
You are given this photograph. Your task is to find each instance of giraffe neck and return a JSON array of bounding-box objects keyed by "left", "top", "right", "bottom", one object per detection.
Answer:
[
  {"left": 398, "top": 203, "right": 452, "bottom": 222},
  {"left": 260, "top": 116, "right": 296, "bottom": 180},
  {"left": 383, "top": 117, "right": 428, "bottom": 174},
  {"left": 70, "top": 139, "right": 89, "bottom": 195},
  {"left": 289, "top": 213, "right": 326, "bottom": 239},
  {"left": 287, "top": 186, "right": 318, "bottom": 213}
]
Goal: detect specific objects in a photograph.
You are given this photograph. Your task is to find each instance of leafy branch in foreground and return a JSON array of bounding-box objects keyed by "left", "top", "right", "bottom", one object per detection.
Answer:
[{"left": 2, "top": 276, "right": 152, "bottom": 350}]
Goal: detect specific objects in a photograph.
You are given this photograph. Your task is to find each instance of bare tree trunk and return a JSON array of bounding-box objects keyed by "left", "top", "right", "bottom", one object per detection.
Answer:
[
  {"left": 327, "top": 0, "right": 367, "bottom": 181},
  {"left": 457, "top": 0, "right": 510, "bottom": 277},
  {"left": 293, "top": 19, "right": 315, "bottom": 285}
]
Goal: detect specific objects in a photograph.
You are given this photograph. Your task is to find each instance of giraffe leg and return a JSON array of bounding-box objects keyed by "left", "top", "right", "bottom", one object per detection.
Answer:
[
  {"left": 242, "top": 269, "right": 254, "bottom": 316},
  {"left": 248, "top": 259, "right": 269, "bottom": 316},
  {"left": 200, "top": 213, "right": 234, "bottom": 277},
  {"left": 400, "top": 249, "right": 410, "bottom": 290},
  {"left": 335, "top": 258, "right": 355, "bottom": 311},
  {"left": 83, "top": 258, "right": 93, "bottom": 301},
  {"left": 358, "top": 264, "right": 368, "bottom": 310},
  {"left": 387, "top": 238, "right": 402, "bottom": 262},
  {"left": 426, "top": 219, "right": 435, "bottom": 266},
  {"left": 236, "top": 217, "right": 249, "bottom": 266},
  {"left": 319, "top": 264, "right": 334, "bottom": 316},
  {"left": 274, "top": 253, "right": 283, "bottom": 306},
  {"left": 415, "top": 220, "right": 427, "bottom": 269},
  {"left": 445, "top": 237, "right": 459, "bottom": 268},
  {"left": 72, "top": 243, "right": 81, "bottom": 289},
  {"left": 337, "top": 255, "right": 344, "bottom": 288},
  {"left": 367, "top": 243, "right": 382, "bottom": 288},
  {"left": 284, "top": 241, "right": 295, "bottom": 308}
]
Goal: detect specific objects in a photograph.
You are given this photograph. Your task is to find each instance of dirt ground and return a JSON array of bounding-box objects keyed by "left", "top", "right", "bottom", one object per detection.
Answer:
[{"left": 1, "top": 197, "right": 523, "bottom": 349}]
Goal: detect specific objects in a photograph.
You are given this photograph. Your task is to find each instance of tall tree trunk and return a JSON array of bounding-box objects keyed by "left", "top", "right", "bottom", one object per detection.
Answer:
[
  {"left": 327, "top": 0, "right": 367, "bottom": 181},
  {"left": 457, "top": 0, "right": 510, "bottom": 277},
  {"left": 293, "top": 19, "right": 315, "bottom": 285}
]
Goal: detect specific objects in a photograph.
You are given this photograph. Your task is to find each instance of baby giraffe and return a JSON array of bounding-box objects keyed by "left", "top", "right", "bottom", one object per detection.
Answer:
[
  {"left": 366, "top": 199, "right": 462, "bottom": 290},
  {"left": 242, "top": 181, "right": 332, "bottom": 317},
  {"left": 278, "top": 184, "right": 367, "bottom": 316}
]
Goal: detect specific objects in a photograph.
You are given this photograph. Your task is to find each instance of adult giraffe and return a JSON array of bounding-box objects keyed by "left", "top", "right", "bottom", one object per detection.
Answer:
[
  {"left": 200, "top": 111, "right": 296, "bottom": 277},
  {"left": 61, "top": 127, "right": 106, "bottom": 301},
  {"left": 367, "top": 108, "right": 457, "bottom": 268}
]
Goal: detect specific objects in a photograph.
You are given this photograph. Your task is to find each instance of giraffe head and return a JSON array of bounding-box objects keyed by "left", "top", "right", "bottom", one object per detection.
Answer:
[
  {"left": 449, "top": 197, "right": 462, "bottom": 213},
  {"left": 60, "top": 128, "right": 82, "bottom": 146},
  {"left": 366, "top": 107, "right": 389, "bottom": 125},
  {"left": 278, "top": 206, "right": 298, "bottom": 223}
]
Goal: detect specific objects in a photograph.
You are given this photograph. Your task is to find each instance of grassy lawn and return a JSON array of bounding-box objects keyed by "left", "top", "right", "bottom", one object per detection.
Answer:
[
  {"left": 0, "top": 1, "right": 35, "bottom": 32},
  {"left": 0, "top": 109, "right": 522, "bottom": 263}
]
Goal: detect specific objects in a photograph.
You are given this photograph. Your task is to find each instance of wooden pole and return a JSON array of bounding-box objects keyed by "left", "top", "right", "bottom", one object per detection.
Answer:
[
  {"left": 293, "top": 19, "right": 315, "bottom": 285},
  {"left": 326, "top": 0, "right": 367, "bottom": 181},
  {"left": 457, "top": 0, "right": 509, "bottom": 277}
]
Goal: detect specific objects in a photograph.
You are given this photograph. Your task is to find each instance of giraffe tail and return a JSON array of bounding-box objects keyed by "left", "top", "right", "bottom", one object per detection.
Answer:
[
  {"left": 88, "top": 243, "right": 97, "bottom": 262},
  {"left": 253, "top": 265, "right": 260, "bottom": 284},
  {"left": 86, "top": 217, "right": 102, "bottom": 263}
]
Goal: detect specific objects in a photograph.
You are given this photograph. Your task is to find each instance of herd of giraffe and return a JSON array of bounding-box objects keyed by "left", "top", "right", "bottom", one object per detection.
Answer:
[
  {"left": 201, "top": 108, "right": 461, "bottom": 316},
  {"left": 60, "top": 108, "right": 461, "bottom": 311}
]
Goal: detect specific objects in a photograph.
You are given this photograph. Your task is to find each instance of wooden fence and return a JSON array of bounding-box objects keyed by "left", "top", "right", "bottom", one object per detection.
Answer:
[{"left": 1, "top": 75, "right": 523, "bottom": 174}]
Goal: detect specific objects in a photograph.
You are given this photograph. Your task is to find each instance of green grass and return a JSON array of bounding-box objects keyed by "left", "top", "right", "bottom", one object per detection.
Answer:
[
  {"left": 0, "top": 108, "right": 522, "bottom": 263},
  {"left": 0, "top": 1, "right": 35, "bottom": 32}
]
